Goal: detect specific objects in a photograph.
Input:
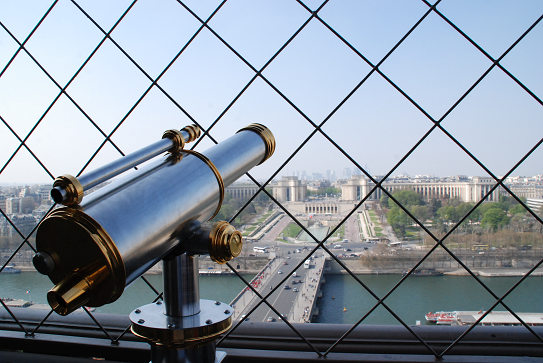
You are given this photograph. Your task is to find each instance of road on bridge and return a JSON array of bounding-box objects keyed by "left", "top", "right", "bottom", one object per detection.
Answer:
[{"left": 240, "top": 256, "right": 310, "bottom": 323}]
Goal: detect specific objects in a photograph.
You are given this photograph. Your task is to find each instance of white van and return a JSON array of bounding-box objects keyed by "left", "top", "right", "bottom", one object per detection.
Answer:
[{"left": 334, "top": 244, "right": 342, "bottom": 249}]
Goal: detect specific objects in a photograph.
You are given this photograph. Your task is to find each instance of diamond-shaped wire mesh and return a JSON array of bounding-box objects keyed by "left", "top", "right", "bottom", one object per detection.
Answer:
[{"left": 1, "top": 0, "right": 542, "bottom": 359}]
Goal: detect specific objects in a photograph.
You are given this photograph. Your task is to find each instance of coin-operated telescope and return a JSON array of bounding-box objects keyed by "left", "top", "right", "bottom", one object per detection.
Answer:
[{"left": 33, "top": 124, "right": 275, "bottom": 363}]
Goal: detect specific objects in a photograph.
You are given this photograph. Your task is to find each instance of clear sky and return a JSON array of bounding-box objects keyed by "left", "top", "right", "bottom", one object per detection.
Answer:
[{"left": 0, "top": 0, "right": 542, "bottom": 185}]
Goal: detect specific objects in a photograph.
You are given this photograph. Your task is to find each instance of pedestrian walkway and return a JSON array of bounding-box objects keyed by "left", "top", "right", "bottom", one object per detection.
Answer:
[
  {"left": 289, "top": 256, "right": 326, "bottom": 323},
  {"left": 230, "top": 257, "right": 284, "bottom": 320}
]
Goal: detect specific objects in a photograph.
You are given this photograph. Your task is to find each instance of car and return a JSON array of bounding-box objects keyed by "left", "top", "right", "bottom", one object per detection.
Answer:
[
  {"left": 292, "top": 272, "right": 297, "bottom": 277},
  {"left": 284, "top": 285, "right": 290, "bottom": 289},
  {"left": 267, "top": 316, "right": 274, "bottom": 322},
  {"left": 291, "top": 280, "right": 297, "bottom": 284},
  {"left": 334, "top": 245, "right": 342, "bottom": 248},
  {"left": 342, "top": 239, "right": 349, "bottom": 243},
  {"left": 297, "top": 280, "right": 302, "bottom": 283},
  {"left": 278, "top": 270, "right": 282, "bottom": 274},
  {"left": 283, "top": 262, "right": 288, "bottom": 265},
  {"left": 345, "top": 248, "right": 352, "bottom": 252},
  {"left": 240, "top": 314, "right": 249, "bottom": 321},
  {"left": 363, "top": 247, "right": 368, "bottom": 250},
  {"left": 287, "top": 256, "right": 291, "bottom": 259},
  {"left": 293, "top": 288, "right": 299, "bottom": 292},
  {"left": 278, "top": 314, "right": 286, "bottom": 320}
]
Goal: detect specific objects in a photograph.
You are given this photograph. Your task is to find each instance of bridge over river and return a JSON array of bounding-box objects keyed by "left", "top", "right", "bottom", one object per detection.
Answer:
[{"left": 230, "top": 254, "right": 326, "bottom": 323}]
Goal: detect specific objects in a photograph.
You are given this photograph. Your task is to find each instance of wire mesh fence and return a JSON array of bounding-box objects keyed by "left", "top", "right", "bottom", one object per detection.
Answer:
[{"left": 1, "top": 0, "right": 542, "bottom": 359}]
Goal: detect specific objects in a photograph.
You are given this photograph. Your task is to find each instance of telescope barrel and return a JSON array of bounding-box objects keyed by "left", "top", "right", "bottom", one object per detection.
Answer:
[
  {"left": 35, "top": 124, "right": 274, "bottom": 316},
  {"left": 51, "top": 125, "right": 201, "bottom": 206}
]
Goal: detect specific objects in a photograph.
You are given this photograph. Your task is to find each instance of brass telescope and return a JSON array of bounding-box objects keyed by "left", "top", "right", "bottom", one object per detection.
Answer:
[{"left": 34, "top": 123, "right": 275, "bottom": 363}]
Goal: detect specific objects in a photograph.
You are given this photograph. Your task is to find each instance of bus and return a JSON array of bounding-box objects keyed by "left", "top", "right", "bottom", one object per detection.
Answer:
[
  {"left": 304, "top": 259, "right": 310, "bottom": 269},
  {"left": 472, "top": 245, "right": 489, "bottom": 251},
  {"left": 253, "top": 246, "right": 268, "bottom": 253}
]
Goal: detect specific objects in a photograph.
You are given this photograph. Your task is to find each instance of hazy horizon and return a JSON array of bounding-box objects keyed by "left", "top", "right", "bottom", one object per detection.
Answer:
[{"left": 1, "top": 1, "right": 542, "bottom": 185}]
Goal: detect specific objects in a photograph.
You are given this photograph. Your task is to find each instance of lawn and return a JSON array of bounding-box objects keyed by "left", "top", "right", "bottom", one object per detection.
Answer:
[
  {"left": 374, "top": 227, "right": 383, "bottom": 232},
  {"left": 282, "top": 223, "right": 302, "bottom": 238}
]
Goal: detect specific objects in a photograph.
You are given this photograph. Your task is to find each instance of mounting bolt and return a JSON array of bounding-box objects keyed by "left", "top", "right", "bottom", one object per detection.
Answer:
[
  {"left": 215, "top": 301, "right": 221, "bottom": 305},
  {"left": 138, "top": 319, "right": 145, "bottom": 324},
  {"left": 168, "top": 324, "right": 176, "bottom": 329},
  {"left": 135, "top": 309, "right": 141, "bottom": 314},
  {"left": 206, "top": 319, "right": 213, "bottom": 325},
  {"left": 224, "top": 310, "right": 230, "bottom": 314}
]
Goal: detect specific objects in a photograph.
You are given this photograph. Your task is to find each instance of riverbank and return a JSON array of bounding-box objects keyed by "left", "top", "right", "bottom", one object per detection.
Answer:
[{"left": 12, "top": 262, "right": 543, "bottom": 277}]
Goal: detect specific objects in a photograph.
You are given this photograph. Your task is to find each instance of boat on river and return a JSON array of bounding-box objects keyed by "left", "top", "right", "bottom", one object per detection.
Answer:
[
  {"left": 426, "top": 310, "right": 543, "bottom": 326},
  {"left": 425, "top": 311, "right": 457, "bottom": 324},
  {"left": 1, "top": 265, "right": 21, "bottom": 274},
  {"left": 403, "top": 268, "right": 443, "bottom": 277}
]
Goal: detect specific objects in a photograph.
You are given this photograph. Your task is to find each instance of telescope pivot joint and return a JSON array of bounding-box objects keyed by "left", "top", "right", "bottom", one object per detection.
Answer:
[{"left": 51, "top": 174, "right": 83, "bottom": 206}]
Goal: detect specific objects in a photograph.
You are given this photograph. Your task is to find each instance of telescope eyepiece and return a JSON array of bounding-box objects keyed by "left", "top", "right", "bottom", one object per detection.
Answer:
[
  {"left": 50, "top": 187, "right": 65, "bottom": 204},
  {"left": 47, "top": 272, "right": 93, "bottom": 316},
  {"left": 33, "top": 251, "right": 56, "bottom": 275}
]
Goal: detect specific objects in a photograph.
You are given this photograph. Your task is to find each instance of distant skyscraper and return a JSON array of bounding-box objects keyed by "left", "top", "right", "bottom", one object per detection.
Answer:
[
  {"left": 325, "top": 170, "right": 331, "bottom": 181},
  {"left": 301, "top": 171, "right": 307, "bottom": 180},
  {"left": 343, "top": 168, "right": 351, "bottom": 179},
  {"left": 6, "top": 197, "right": 20, "bottom": 214},
  {"left": 353, "top": 168, "right": 362, "bottom": 176}
]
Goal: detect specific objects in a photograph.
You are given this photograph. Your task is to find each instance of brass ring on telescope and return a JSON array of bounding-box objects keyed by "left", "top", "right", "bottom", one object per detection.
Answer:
[
  {"left": 53, "top": 174, "right": 84, "bottom": 206},
  {"left": 180, "top": 124, "right": 201, "bottom": 143},
  {"left": 162, "top": 129, "right": 186, "bottom": 153},
  {"left": 182, "top": 150, "right": 224, "bottom": 220},
  {"left": 236, "top": 123, "right": 275, "bottom": 165}
]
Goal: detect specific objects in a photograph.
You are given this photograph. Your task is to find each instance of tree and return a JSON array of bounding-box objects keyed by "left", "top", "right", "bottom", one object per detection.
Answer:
[
  {"left": 437, "top": 205, "right": 458, "bottom": 223},
  {"left": 456, "top": 202, "right": 476, "bottom": 221},
  {"left": 387, "top": 207, "right": 411, "bottom": 226},
  {"left": 481, "top": 208, "right": 509, "bottom": 232},
  {"left": 426, "top": 199, "right": 442, "bottom": 219},
  {"left": 380, "top": 194, "right": 389, "bottom": 209},
  {"left": 477, "top": 202, "right": 504, "bottom": 216},
  {"left": 509, "top": 204, "right": 526, "bottom": 216},
  {"left": 386, "top": 207, "right": 412, "bottom": 238},
  {"left": 389, "top": 190, "right": 422, "bottom": 208},
  {"left": 410, "top": 205, "right": 428, "bottom": 224}
]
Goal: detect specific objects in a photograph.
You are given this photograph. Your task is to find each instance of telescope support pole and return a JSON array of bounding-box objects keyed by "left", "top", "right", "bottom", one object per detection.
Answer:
[
  {"left": 163, "top": 254, "right": 200, "bottom": 318},
  {"left": 154, "top": 254, "right": 226, "bottom": 363}
]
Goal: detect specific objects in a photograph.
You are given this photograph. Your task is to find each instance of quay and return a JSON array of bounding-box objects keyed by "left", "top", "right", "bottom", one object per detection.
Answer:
[
  {"left": 428, "top": 310, "right": 543, "bottom": 326},
  {"left": 230, "top": 253, "right": 326, "bottom": 323}
]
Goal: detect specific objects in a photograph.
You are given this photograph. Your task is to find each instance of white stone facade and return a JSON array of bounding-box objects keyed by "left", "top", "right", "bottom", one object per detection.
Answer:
[
  {"left": 271, "top": 176, "right": 307, "bottom": 202},
  {"left": 341, "top": 176, "right": 500, "bottom": 203}
]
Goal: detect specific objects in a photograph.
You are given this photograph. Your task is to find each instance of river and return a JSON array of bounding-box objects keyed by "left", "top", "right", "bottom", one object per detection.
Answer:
[{"left": 2, "top": 272, "right": 542, "bottom": 324}]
